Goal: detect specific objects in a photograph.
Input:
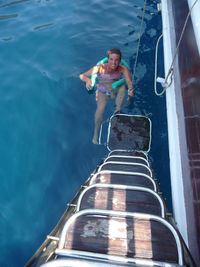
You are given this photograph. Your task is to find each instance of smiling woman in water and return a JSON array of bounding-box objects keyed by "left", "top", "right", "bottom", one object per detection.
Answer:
[{"left": 80, "top": 48, "right": 134, "bottom": 144}]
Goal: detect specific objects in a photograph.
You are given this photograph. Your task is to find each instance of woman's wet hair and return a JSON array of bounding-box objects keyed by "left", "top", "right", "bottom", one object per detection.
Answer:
[{"left": 107, "top": 48, "right": 122, "bottom": 60}]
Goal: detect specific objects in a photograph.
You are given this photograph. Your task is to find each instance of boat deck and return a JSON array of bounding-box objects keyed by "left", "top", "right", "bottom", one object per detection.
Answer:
[{"left": 168, "top": 1, "right": 200, "bottom": 262}]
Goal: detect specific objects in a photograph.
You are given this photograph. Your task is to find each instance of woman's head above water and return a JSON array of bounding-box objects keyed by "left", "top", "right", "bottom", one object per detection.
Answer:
[
  {"left": 107, "top": 48, "right": 122, "bottom": 60},
  {"left": 107, "top": 48, "right": 122, "bottom": 71}
]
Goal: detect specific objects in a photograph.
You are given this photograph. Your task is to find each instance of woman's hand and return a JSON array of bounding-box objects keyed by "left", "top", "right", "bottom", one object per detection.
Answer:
[
  {"left": 86, "top": 79, "right": 92, "bottom": 90},
  {"left": 128, "top": 87, "right": 134, "bottom": 97}
]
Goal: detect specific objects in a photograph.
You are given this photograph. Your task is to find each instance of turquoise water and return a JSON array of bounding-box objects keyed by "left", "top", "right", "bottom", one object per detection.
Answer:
[{"left": 0, "top": 1, "right": 170, "bottom": 266}]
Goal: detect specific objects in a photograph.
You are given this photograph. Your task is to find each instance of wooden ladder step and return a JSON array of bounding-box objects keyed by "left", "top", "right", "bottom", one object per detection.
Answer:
[
  {"left": 39, "top": 258, "right": 143, "bottom": 267},
  {"left": 90, "top": 171, "right": 157, "bottom": 191},
  {"left": 98, "top": 162, "right": 152, "bottom": 177},
  {"left": 76, "top": 184, "right": 165, "bottom": 217},
  {"left": 104, "top": 155, "right": 149, "bottom": 166},
  {"left": 108, "top": 150, "right": 148, "bottom": 159},
  {"left": 57, "top": 210, "right": 183, "bottom": 265}
]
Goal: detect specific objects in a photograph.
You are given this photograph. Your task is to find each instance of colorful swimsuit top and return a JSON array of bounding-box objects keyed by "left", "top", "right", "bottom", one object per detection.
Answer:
[
  {"left": 89, "top": 58, "right": 129, "bottom": 93},
  {"left": 96, "top": 67, "right": 122, "bottom": 95},
  {"left": 97, "top": 72, "right": 122, "bottom": 82}
]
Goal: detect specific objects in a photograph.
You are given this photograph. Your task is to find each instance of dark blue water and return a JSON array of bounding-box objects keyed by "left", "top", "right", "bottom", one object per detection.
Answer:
[{"left": 0, "top": 1, "right": 170, "bottom": 266}]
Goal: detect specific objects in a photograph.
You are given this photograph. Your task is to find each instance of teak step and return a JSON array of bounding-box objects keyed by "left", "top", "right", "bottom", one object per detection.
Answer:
[
  {"left": 76, "top": 184, "right": 165, "bottom": 217},
  {"left": 89, "top": 171, "right": 157, "bottom": 191},
  {"left": 108, "top": 150, "right": 148, "bottom": 159},
  {"left": 98, "top": 162, "right": 152, "bottom": 177},
  {"left": 107, "top": 115, "right": 151, "bottom": 152},
  {"left": 57, "top": 210, "right": 183, "bottom": 265},
  {"left": 104, "top": 155, "right": 149, "bottom": 166},
  {"left": 39, "top": 258, "right": 146, "bottom": 267}
]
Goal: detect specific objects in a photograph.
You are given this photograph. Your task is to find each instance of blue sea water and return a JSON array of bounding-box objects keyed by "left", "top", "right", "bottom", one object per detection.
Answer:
[{"left": 0, "top": 0, "right": 171, "bottom": 266}]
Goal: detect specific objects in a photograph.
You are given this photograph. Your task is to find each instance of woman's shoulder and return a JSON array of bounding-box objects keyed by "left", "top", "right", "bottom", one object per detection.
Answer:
[
  {"left": 96, "top": 63, "right": 107, "bottom": 73},
  {"left": 91, "top": 64, "right": 104, "bottom": 73},
  {"left": 118, "top": 64, "right": 127, "bottom": 72}
]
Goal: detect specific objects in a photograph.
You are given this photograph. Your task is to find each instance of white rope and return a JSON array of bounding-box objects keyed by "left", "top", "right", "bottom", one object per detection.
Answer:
[
  {"left": 133, "top": 0, "right": 147, "bottom": 80},
  {"left": 155, "top": 0, "right": 199, "bottom": 96},
  {"left": 154, "top": 34, "right": 166, "bottom": 96}
]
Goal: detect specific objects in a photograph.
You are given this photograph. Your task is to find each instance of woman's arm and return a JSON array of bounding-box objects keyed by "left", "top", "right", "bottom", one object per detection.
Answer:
[
  {"left": 80, "top": 65, "right": 99, "bottom": 90},
  {"left": 121, "top": 66, "right": 134, "bottom": 96}
]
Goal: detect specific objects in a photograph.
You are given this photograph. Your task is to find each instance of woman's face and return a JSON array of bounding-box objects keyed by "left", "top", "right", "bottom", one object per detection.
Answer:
[{"left": 108, "top": 53, "right": 121, "bottom": 70}]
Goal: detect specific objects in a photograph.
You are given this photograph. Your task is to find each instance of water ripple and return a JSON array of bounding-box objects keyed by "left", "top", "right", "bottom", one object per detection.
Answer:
[
  {"left": 0, "top": 0, "right": 30, "bottom": 9},
  {"left": 33, "top": 22, "right": 54, "bottom": 31},
  {"left": 0, "top": 13, "right": 18, "bottom": 20}
]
